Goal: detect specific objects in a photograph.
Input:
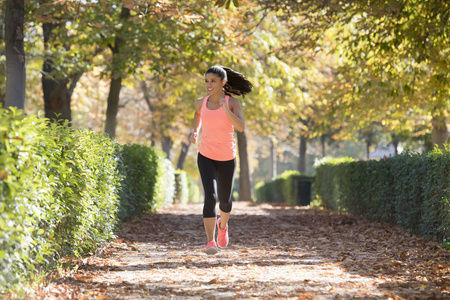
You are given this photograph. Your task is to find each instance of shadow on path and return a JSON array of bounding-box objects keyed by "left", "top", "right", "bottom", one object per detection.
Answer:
[{"left": 51, "top": 202, "right": 449, "bottom": 300}]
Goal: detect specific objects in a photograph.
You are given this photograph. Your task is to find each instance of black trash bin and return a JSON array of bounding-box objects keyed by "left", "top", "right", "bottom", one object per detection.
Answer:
[{"left": 295, "top": 178, "right": 312, "bottom": 206}]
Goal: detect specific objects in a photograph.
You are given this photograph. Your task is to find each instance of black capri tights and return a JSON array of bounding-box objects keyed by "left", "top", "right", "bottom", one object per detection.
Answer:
[{"left": 197, "top": 153, "right": 236, "bottom": 218}]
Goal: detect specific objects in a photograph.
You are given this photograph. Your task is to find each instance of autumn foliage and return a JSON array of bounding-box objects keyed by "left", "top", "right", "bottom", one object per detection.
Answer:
[{"left": 22, "top": 202, "right": 450, "bottom": 299}]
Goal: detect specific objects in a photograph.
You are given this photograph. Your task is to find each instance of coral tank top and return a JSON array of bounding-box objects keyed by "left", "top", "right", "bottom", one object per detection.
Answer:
[{"left": 198, "top": 95, "right": 236, "bottom": 161}]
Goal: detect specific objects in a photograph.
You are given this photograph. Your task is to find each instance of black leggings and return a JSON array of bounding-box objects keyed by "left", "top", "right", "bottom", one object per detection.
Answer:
[{"left": 197, "top": 153, "right": 236, "bottom": 218}]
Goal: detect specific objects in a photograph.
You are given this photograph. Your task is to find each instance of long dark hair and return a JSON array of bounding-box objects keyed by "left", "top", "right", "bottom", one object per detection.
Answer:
[{"left": 205, "top": 66, "right": 253, "bottom": 97}]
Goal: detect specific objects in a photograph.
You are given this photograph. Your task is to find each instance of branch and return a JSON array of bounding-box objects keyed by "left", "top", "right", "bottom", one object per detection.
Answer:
[
  {"left": 68, "top": 72, "right": 83, "bottom": 97},
  {"left": 236, "top": 10, "right": 269, "bottom": 37},
  {"left": 140, "top": 80, "right": 154, "bottom": 112}
]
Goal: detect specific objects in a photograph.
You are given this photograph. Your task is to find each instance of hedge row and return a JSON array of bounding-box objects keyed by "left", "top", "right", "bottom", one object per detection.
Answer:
[
  {"left": 255, "top": 170, "right": 314, "bottom": 206},
  {"left": 315, "top": 149, "right": 450, "bottom": 246},
  {"left": 0, "top": 108, "right": 198, "bottom": 288}
]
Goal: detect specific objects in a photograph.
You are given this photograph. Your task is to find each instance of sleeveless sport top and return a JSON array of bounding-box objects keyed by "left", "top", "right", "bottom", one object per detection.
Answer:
[{"left": 198, "top": 95, "right": 236, "bottom": 161}]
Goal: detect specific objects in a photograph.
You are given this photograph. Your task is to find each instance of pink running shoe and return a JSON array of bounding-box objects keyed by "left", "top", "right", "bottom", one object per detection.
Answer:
[
  {"left": 205, "top": 241, "right": 218, "bottom": 255},
  {"left": 217, "top": 218, "right": 229, "bottom": 248}
]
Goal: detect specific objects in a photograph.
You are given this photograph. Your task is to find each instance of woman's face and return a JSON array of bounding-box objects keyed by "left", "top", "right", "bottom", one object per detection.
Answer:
[{"left": 205, "top": 73, "right": 225, "bottom": 95}]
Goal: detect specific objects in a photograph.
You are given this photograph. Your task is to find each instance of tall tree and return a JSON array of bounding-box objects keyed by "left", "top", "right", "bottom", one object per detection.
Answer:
[
  {"left": 237, "top": 131, "right": 253, "bottom": 201},
  {"left": 104, "top": 6, "right": 130, "bottom": 137},
  {"left": 5, "top": 0, "right": 25, "bottom": 109},
  {"left": 101, "top": 0, "right": 225, "bottom": 138},
  {"left": 269, "top": 137, "right": 277, "bottom": 178},
  {"left": 32, "top": 0, "right": 104, "bottom": 123},
  {"left": 42, "top": 22, "right": 72, "bottom": 123},
  {"left": 258, "top": 0, "right": 449, "bottom": 148},
  {"left": 0, "top": 7, "right": 5, "bottom": 107},
  {"left": 176, "top": 136, "right": 190, "bottom": 170},
  {"left": 297, "top": 132, "right": 307, "bottom": 173}
]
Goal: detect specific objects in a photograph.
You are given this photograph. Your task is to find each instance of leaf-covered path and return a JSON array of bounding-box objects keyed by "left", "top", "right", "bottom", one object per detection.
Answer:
[{"left": 42, "top": 202, "right": 449, "bottom": 299}]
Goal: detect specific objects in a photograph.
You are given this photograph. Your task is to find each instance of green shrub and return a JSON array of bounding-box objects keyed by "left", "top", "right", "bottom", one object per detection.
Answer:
[
  {"left": 187, "top": 175, "right": 200, "bottom": 203},
  {"left": 255, "top": 170, "right": 314, "bottom": 205},
  {"left": 0, "top": 109, "right": 57, "bottom": 285},
  {"left": 117, "top": 144, "right": 159, "bottom": 221},
  {"left": 155, "top": 157, "right": 175, "bottom": 207},
  {"left": 118, "top": 146, "right": 177, "bottom": 220},
  {"left": 52, "top": 129, "right": 120, "bottom": 258},
  {"left": 314, "top": 148, "right": 450, "bottom": 244},
  {"left": 0, "top": 108, "right": 180, "bottom": 289},
  {"left": 0, "top": 109, "right": 121, "bottom": 287},
  {"left": 390, "top": 153, "right": 426, "bottom": 232},
  {"left": 421, "top": 148, "right": 450, "bottom": 244},
  {"left": 313, "top": 157, "right": 355, "bottom": 210}
]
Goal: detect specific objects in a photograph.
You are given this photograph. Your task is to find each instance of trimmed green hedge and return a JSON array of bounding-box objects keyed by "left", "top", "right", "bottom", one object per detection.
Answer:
[
  {"left": 0, "top": 108, "right": 195, "bottom": 289},
  {"left": 255, "top": 170, "right": 314, "bottom": 206},
  {"left": 315, "top": 149, "right": 450, "bottom": 245},
  {"left": 313, "top": 157, "right": 355, "bottom": 211},
  {"left": 0, "top": 109, "right": 121, "bottom": 285},
  {"left": 157, "top": 158, "right": 176, "bottom": 207},
  {"left": 187, "top": 174, "right": 200, "bottom": 203},
  {"left": 118, "top": 144, "right": 161, "bottom": 221}
]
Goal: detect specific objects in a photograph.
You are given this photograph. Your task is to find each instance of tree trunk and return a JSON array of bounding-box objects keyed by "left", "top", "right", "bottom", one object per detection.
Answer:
[
  {"left": 391, "top": 133, "right": 399, "bottom": 156},
  {"left": 270, "top": 138, "right": 277, "bottom": 179},
  {"left": 297, "top": 134, "right": 307, "bottom": 173},
  {"left": 42, "top": 22, "right": 72, "bottom": 123},
  {"left": 162, "top": 134, "right": 173, "bottom": 161},
  {"left": 432, "top": 114, "right": 448, "bottom": 149},
  {"left": 0, "top": 14, "right": 5, "bottom": 107},
  {"left": 141, "top": 80, "right": 156, "bottom": 146},
  {"left": 104, "top": 73, "right": 122, "bottom": 137},
  {"left": 237, "top": 131, "right": 252, "bottom": 201},
  {"left": 176, "top": 140, "right": 190, "bottom": 170},
  {"left": 366, "top": 142, "right": 371, "bottom": 159},
  {"left": 364, "top": 130, "right": 376, "bottom": 159},
  {"left": 104, "top": 7, "right": 130, "bottom": 138},
  {"left": 0, "top": 65, "right": 5, "bottom": 108},
  {"left": 321, "top": 135, "right": 326, "bottom": 157},
  {"left": 5, "top": 0, "right": 25, "bottom": 110}
]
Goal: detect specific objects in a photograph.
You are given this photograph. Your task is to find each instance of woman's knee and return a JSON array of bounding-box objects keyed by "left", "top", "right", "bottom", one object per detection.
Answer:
[
  {"left": 219, "top": 199, "right": 232, "bottom": 213},
  {"left": 203, "top": 204, "right": 216, "bottom": 218},
  {"left": 203, "top": 194, "right": 217, "bottom": 218}
]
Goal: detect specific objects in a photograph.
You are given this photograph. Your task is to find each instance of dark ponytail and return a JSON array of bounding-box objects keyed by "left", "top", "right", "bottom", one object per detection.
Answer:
[{"left": 205, "top": 66, "right": 253, "bottom": 97}]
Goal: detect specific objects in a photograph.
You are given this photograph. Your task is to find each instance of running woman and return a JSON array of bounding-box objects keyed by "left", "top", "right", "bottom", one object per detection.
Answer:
[{"left": 190, "top": 65, "right": 253, "bottom": 255}]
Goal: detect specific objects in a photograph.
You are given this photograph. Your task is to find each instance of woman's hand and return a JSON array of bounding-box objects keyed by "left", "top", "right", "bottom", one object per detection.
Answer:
[
  {"left": 220, "top": 97, "right": 228, "bottom": 112},
  {"left": 190, "top": 132, "right": 198, "bottom": 144}
]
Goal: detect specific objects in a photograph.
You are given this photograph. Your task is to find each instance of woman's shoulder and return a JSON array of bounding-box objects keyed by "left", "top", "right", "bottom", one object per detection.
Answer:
[
  {"left": 194, "top": 97, "right": 205, "bottom": 110},
  {"left": 228, "top": 96, "right": 242, "bottom": 105}
]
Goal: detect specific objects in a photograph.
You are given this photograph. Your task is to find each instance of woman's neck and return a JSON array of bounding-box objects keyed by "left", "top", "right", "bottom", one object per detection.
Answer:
[{"left": 209, "top": 92, "right": 225, "bottom": 103}]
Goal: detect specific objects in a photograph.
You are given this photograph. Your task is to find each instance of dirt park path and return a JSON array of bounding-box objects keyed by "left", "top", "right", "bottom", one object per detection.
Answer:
[{"left": 38, "top": 202, "right": 449, "bottom": 299}]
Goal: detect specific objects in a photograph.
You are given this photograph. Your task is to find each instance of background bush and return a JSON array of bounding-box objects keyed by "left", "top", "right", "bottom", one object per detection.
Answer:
[
  {"left": 1, "top": 109, "right": 56, "bottom": 285},
  {"left": 315, "top": 149, "right": 450, "bottom": 245},
  {"left": 159, "top": 158, "right": 176, "bottom": 206},
  {"left": 255, "top": 170, "right": 314, "bottom": 206},
  {"left": 0, "top": 109, "right": 121, "bottom": 286},
  {"left": 313, "top": 157, "right": 355, "bottom": 210},
  {"left": 0, "top": 108, "right": 193, "bottom": 289},
  {"left": 52, "top": 129, "right": 120, "bottom": 258},
  {"left": 187, "top": 175, "right": 201, "bottom": 203},
  {"left": 117, "top": 144, "right": 161, "bottom": 221}
]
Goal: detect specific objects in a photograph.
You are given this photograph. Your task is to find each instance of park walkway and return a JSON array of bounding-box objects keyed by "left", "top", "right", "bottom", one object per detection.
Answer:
[{"left": 39, "top": 202, "right": 449, "bottom": 299}]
